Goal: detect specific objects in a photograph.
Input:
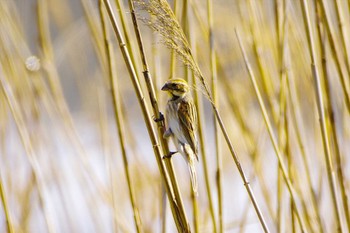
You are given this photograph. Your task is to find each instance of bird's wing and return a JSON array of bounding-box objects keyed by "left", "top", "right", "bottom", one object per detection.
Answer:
[{"left": 178, "top": 98, "right": 198, "bottom": 159}]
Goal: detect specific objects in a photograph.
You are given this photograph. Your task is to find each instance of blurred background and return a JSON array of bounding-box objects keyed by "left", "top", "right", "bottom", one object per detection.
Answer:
[{"left": 0, "top": 0, "right": 349, "bottom": 232}]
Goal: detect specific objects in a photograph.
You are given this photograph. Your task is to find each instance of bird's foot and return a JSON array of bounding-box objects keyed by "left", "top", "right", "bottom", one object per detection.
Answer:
[
  {"left": 163, "top": 151, "right": 177, "bottom": 159},
  {"left": 153, "top": 112, "right": 164, "bottom": 123}
]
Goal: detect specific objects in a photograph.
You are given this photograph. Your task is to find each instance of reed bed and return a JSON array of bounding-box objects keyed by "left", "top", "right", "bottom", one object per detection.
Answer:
[{"left": 0, "top": 0, "right": 349, "bottom": 232}]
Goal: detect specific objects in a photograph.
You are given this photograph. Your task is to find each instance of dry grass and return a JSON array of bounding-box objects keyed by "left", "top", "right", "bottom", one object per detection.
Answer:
[{"left": 0, "top": 0, "right": 349, "bottom": 232}]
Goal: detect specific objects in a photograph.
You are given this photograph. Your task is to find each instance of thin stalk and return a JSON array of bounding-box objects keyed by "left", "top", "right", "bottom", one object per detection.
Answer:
[
  {"left": 189, "top": 23, "right": 271, "bottom": 233},
  {"left": 236, "top": 141, "right": 267, "bottom": 233},
  {"left": 190, "top": 28, "right": 217, "bottom": 232},
  {"left": 211, "top": 95, "right": 270, "bottom": 233},
  {"left": 285, "top": 43, "right": 324, "bottom": 233},
  {"left": 38, "top": 0, "right": 108, "bottom": 200},
  {"left": 277, "top": 74, "right": 288, "bottom": 233},
  {"left": 108, "top": 42, "right": 143, "bottom": 233},
  {"left": 154, "top": 13, "right": 166, "bottom": 229},
  {"left": 80, "top": 0, "right": 106, "bottom": 70},
  {"left": 0, "top": 94, "right": 13, "bottom": 233},
  {"left": 276, "top": 1, "right": 286, "bottom": 231},
  {"left": 193, "top": 74, "right": 216, "bottom": 232},
  {"left": 180, "top": 0, "right": 189, "bottom": 83},
  {"left": 0, "top": 67, "right": 55, "bottom": 233},
  {"left": 277, "top": 164, "right": 283, "bottom": 233},
  {"left": 127, "top": 0, "right": 192, "bottom": 230},
  {"left": 170, "top": 0, "right": 179, "bottom": 78},
  {"left": 317, "top": 0, "right": 350, "bottom": 113},
  {"left": 115, "top": 0, "right": 142, "bottom": 78},
  {"left": 232, "top": 127, "right": 270, "bottom": 232},
  {"left": 96, "top": 8, "right": 114, "bottom": 215},
  {"left": 189, "top": 19, "right": 214, "bottom": 229},
  {"left": 135, "top": 1, "right": 269, "bottom": 231},
  {"left": 99, "top": 2, "right": 142, "bottom": 232},
  {"left": 277, "top": 2, "right": 315, "bottom": 231},
  {"left": 0, "top": 174, "right": 14, "bottom": 233},
  {"left": 102, "top": 0, "right": 191, "bottom": 231},
  {"left": 318, "top": 19, "right": 350, "bottom": 232},
  {"left": 187, "top": 0, "right": 208, "bottom": 37},
  {"left": 185, "top": 8, "right": 200, "bottom": 232},
  {"left": 278, "top": 75, "right": 288, "bottom": 231},
  {"left": 191, "top": 187, "right": 199, "bottom": 233},
  {"left": 207, "top": 0, "right": 221, "bottom": 232},
  {"left": 300, "top": 0, "right": 343, "bottom": 231},
  {"left": 151, "top": 19, "right": 161, "bottom": 99},
  {"left": 334, "top": 0, "right": 350, "bottom": 78},
  {"left": 97, "top": 88, "right": 119, "bottom": 233},
  {"left": 220, "top": 71, "right": 277, "bottom": 223},
  {"left": 235, "top": 29, "right": 307, "bottom": 232},
  {"left": 285, "top": 111, "right": 296, "bottom": 233},
  {"left": 161, "top": 188, "right": 167, "bottom": 233},
  {"left": 196, "top": 52, "right": 271, "bottom": 231},
  {"left": 19, "top": 171, "right": 35, "bottom": 232},
  {"left": 246, "top": 0, "right": 278, "bottom": 123}
]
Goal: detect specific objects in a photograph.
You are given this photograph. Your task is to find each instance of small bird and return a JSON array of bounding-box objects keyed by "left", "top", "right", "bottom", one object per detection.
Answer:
[{"left": 161, "top": 78, "right": 199, "bottom": 195}]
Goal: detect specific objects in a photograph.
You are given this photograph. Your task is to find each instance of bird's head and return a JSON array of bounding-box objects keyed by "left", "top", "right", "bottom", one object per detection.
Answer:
[{"left": 161, "top": 78, "right": 190, "bottom": 98}]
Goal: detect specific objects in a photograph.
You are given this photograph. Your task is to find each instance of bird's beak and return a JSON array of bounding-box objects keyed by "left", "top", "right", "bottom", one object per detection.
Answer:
[{"left": 161, "top": 83, "right": 169, "bottom": 91}]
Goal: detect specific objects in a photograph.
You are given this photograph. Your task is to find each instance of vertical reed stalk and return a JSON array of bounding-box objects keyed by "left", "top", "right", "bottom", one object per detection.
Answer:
[
  {"left": 99, "top": 2, "right": 142, "bottom": 232},
  {"left": 102, "top": 0, "right": 191, "bottom": 231},
  {"left": 115, "top": 0, "right": 142, "bottom": 77},
  {"left": 235, "top": 29, "right": 307, "bottom": 232},
  {"left": 80, "top": 0, "right": 106, "bottom": 70},
  {"left": 170, "top": 0, "right": 179, "bottom": 78},
  {"left": 300, "top": 0, "right": 343, "bottom": 231},
  {"left": 246, "top": 0, "right": 278, "bottom": 123},
  {"left": 97, "top": 88, "right": 119, "bottom": 232},
  {"left": 276, "top": 1, "right": 287, "bottom": 231},
  {"left": 180, "top": 0, "right": 190, "bottom": 82},
  {"left": 285, "top": 112, "right": 296, "bottom": 233},
  {"left": 184, "top": 8, "right": 200, "bottom": 232},
  {"left": 277, "top": 70, "right": 287, "bottom": 233},
  {"left": 127, "top": 0, "right": 193, "bottom": 230},
  {"left": 191, "top": 47, "right": 217, "bottom": 233},
  {"left": 317, "top": 13, "right": 350, "bottom": 231},
  {"left": 220, "top": 71, "right": 276, "bottom": 222},
  {"left": 207, "top": 0, "right": 221, "bottom": 232},
  {"left": 285, "top": 41, "right": 324, "bottom": 233},
  {"left": 208, "top": 80, "right": 270, "bottom": 233},
  {"left": 0, "top": 174, "right": 14, "bottom": 233},
  {"left": 0, "top": 66, "right": 55, "bottom": 233},
  {"left": 317, "top": 0, "right": 350, "bottom": 113},
  {"left": 323, "top": 40, "right": 350, "bottom": 233},
  {"left": 134, "top": 1, "right": 269, "bottom": 231},
  {"left": 334, "top": 0, "right": 350, "bottom": 77},
  {"left": 38, "top": 0, "right": 108, "bottom": 199},
  {"left": 191, "top": 186, "right": 199, "bottom": 233}
]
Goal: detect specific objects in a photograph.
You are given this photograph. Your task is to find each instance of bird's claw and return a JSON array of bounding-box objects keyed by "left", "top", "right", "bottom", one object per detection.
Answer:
[
  {"left": 162, "top": 151, "right": 177, "bottom": 159},
  {"left": 153, "top": 112, "right": 164, "bottom": 123}
]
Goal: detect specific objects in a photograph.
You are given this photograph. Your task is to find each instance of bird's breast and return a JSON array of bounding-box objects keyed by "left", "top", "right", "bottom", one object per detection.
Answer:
[{"left": 166, "top": 101, "right": 187, "bottom": 144}]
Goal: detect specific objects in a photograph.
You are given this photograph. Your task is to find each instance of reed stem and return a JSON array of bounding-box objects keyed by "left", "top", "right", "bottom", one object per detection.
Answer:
[
  {"left": 207, "top": 0, "right": 221, "bottom": 232},
  {"left": 300, "top": 0, "right": 343, "bottom": 231},
  {"left": 0, "top": 66, "right": 55, "bottom": 233},
  {"left": 99, "top": 2, "right": 142, "bottom": 232},
  {"left": 317, "top": 11, "right": 350, "bottom": 232},
  {"left": 102, "top": 0, "right": 191, "bottom": 231},
  {"left": 0, "top": 174, "right": 14, "bottom": 233},
  {"left": 235, "top": 29, "right": 307, "bottom": 232}
]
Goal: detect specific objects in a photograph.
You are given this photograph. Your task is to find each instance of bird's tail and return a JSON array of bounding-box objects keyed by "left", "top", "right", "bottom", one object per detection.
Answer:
[{"left": 184, "top": 144, "right": 198, "bottom": 196}]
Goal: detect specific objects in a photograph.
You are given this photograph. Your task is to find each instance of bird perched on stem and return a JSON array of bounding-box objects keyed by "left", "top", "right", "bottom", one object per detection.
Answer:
[{"left": 161, "top": 78, "right": 199, "bottom": 195}]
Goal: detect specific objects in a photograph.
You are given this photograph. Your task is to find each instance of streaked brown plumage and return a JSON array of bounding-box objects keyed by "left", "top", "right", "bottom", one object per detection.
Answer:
[{"left": 161, "top": 78, "right": 198, "bottom": 195}]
